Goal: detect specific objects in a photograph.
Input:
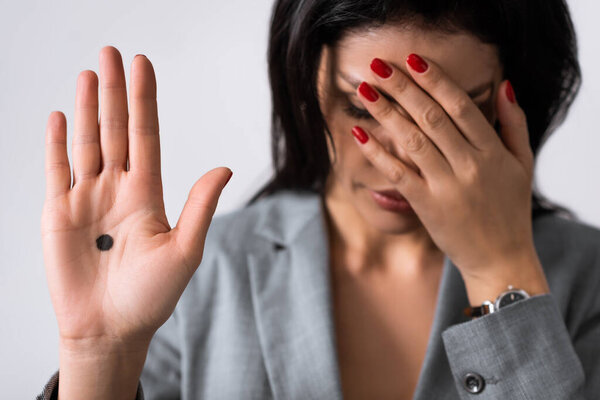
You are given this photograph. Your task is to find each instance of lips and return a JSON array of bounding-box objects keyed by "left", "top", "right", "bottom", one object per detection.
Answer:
[{"left": 372, "top": 189, "right": 406, "bottom": 201}]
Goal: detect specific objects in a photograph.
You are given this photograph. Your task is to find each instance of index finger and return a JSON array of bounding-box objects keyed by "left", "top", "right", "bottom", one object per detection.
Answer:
[{"left": 128, "top": 54, "right": 161, "bottom": 178}]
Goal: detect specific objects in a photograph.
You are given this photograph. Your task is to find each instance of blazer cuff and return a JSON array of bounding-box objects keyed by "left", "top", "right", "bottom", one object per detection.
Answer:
[
  {"left": 36, "top": 370, "right": 145, "bottom": 400},
  {"left": 442, "top": 294, "right": 585, "bottom": 399}
]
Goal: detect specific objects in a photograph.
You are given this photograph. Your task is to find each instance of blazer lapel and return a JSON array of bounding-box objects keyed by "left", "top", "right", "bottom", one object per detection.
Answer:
[
  {"left": 412, "top": 255, "right": 470, "bottom": 400},
  {"left": 247, "top": 192, "right": 343, "bottom": 399},
  {"left": 247, "top": 191, "right": 471, "bottom": 399}
]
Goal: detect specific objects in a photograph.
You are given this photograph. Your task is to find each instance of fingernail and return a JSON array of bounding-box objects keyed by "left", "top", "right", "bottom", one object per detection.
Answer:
[
  {"left": 135, "top": 54, "right": 146, "bottom": 59},
  {"left": 370, "top": 58, "right": 393, "bottom": 79},
  {"left": 225, "top": 170, "right": 233, "bottom": 186},
  {"left": 358, "top": 82, "right": 379, "bottom": 102},
  {"left": 506, "top": 80, "right": 516, "bottom": 103},
  {"left": 352, "top": 126, "right": 369, "bottom": 144},
  {"left": 406, "top": 53, "right": 428, "bottom": 73}
]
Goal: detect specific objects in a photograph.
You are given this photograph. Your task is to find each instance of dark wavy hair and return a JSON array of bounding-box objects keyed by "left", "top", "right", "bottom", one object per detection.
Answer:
[{"left": 246, "top": 0, "right": 581, "bottom": 221}]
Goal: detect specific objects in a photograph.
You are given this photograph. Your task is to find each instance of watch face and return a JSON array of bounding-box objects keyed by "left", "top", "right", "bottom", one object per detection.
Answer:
[{"left": 497, "top": 291, "right": 527, "bottom": 308}]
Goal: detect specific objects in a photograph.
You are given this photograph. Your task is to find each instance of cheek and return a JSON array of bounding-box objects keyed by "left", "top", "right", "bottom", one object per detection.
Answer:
[{"left": 322, "top": 101, "right": 367, "bottom": 170}]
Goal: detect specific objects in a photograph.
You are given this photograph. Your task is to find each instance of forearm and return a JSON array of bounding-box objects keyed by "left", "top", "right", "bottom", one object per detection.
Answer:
[{"left": 57, "top": 337, "right": 149, "bottom": 400}]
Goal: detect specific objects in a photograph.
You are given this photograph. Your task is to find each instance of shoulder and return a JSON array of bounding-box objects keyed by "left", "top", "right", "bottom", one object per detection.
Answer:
[
  {"left": 532, "top": 212, "right": 600, "bottom": 262},
  {"left": 201, "top": 189, "right": 322, "bottom": 254},
  {"left": 175, "top": 189, "right": 321, "bottom": 307},
  {"left": 532, "top": 213, "right": 600, "bottom": 326}
]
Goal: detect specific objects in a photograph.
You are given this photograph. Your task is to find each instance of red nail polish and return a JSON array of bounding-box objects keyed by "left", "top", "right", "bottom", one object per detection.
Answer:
[
  {"left": 370, "top": 58, "right": 393, "bottom": 79},
  {"left": 352, "top": 126, "right": 369, "bottom": 144},
  {"left": 406, "top": 53, "right": 428, "bottom": 73},
  {"left": 358, "top": 82, "right": 379, "bottom": 102},
  {"left": 506, "top": 80, "right": 516, "bottom": 103}
]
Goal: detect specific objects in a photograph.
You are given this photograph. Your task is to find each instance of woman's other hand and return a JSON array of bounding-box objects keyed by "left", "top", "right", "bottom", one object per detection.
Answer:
[{"left": 350, "top": 54, "right": 548, "bottom": 304}]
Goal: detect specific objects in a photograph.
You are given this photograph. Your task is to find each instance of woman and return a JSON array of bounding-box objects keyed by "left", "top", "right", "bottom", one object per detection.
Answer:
[{"left": 38, "top": 0, "right": 599, "bottom": 399}]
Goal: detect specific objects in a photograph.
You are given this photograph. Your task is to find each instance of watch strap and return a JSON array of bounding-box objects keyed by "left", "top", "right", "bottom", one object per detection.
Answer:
[
  {"left": 463, "top": 300, "right": 495, "bottom": 318},
  {"left": 463, "top": 286, "right": 530, "bottom": 319}
]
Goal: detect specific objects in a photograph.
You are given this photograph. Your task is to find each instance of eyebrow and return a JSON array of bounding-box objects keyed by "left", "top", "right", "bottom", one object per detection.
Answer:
[{"left": 338, "top": 71, "right": 493, "bottom": 99}]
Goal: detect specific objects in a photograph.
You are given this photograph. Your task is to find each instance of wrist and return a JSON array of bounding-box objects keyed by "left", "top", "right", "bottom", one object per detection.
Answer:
[
  {"left": 460, "top": 250, "right": 550, "bottom": 307},
  {"left": 59, "top": 335, "right": 152, "bottom": 356}
]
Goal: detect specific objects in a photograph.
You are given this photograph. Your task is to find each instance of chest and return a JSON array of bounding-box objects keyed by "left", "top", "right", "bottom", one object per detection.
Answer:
[{"left": 329, "top": 265, "right": 441, "bottom": 400}]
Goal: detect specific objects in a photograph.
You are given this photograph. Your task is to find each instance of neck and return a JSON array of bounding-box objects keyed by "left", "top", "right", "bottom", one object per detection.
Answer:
[{"left": 322, "top": 179, "right": 443, "bottom": 276}]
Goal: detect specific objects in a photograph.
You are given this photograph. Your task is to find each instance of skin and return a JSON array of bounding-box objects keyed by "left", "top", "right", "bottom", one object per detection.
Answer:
[{"left": 317, "top": 24, "right": 550, "bottom": 398}]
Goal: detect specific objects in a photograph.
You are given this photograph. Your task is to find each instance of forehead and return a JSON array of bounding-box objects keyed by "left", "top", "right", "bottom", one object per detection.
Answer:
[{"left": 334, "top": 24, "right": 501, "bottom": 89}]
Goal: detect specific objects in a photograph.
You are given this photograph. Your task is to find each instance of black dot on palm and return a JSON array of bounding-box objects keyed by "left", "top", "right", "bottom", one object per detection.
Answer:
[{"left": 96, "top": 234, "right": 114, "bottom": 251}]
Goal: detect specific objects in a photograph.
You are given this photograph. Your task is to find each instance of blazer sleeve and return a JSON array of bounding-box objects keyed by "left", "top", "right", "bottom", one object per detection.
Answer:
[
  {"left": 35, "top": 370, "right": 144, "bottom": 400},
  {"left": 138, "top": 307, "right": 182, "bottom": 400},
  {"left": 35, "top": 308, "right": 183, "bottom": 400},
  {"left": 441, "top": 293, "right": 597, "bottom": 399}
]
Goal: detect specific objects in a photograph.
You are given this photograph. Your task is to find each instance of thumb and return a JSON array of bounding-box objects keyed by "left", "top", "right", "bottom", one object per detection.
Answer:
[
  {"left": 496, "top": 79, "right": 534, "bottom": 169},
  {"left": 172, "top": 166, "right": 232, "bottom": 271}
]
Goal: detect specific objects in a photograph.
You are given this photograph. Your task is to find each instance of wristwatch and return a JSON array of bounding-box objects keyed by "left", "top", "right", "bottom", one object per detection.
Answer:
[{"left": 464, "top": 285, "right": 530, "bottom": 318}]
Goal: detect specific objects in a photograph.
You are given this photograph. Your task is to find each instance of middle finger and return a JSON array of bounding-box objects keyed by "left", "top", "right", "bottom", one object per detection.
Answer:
[
  {"left": 356, "top": 81, "right": 452, "bottom": 183},
  {"left": 99, "top": 46, "right": 129, "bottom": 172},
  {"left": 369, "top": 58, "right": 475, "bottom": 172}
]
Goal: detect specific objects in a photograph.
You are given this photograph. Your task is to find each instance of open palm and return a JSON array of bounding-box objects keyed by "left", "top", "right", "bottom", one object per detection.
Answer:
[{"left": 41, "top": 46, "right": 231, "bottom": 346}]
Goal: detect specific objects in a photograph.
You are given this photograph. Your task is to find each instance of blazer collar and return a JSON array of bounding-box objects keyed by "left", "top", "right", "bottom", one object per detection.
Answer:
[{"left": 247, "top": 190, "right": 469, "bottom": 399}]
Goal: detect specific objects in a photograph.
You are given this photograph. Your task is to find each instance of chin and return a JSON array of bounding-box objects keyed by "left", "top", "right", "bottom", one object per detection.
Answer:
[
  {"left": 357, "top": 195, "right": 423, "bottom": 235},
  {"left": 367, "top": 213, "right": 422, "bottom": 235}
]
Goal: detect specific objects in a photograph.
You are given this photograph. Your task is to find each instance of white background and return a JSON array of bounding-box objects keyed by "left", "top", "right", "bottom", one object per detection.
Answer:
[{"left": 0, "top": 0, "right": 598, "bottom": 398}]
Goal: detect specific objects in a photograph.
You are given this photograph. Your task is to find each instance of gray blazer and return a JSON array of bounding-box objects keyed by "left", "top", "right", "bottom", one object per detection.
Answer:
[{"left": 38, "top": 190, "right": 600, "bottom": 399}]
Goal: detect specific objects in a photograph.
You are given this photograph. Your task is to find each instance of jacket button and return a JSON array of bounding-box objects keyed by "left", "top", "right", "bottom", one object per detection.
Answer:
[{"left": 463, "top": 372, "right": 485, "bottom": 394}]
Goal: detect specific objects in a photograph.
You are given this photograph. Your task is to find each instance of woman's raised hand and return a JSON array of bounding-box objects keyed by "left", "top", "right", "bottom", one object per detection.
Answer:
[{"left": 41, "top": 46, "right": 232, "bottom": 351}]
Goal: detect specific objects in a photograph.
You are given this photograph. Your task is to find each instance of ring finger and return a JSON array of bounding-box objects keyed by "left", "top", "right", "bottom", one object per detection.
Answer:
[{"left": 72, "top": 70, "right": 100, "bottom": 186}]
